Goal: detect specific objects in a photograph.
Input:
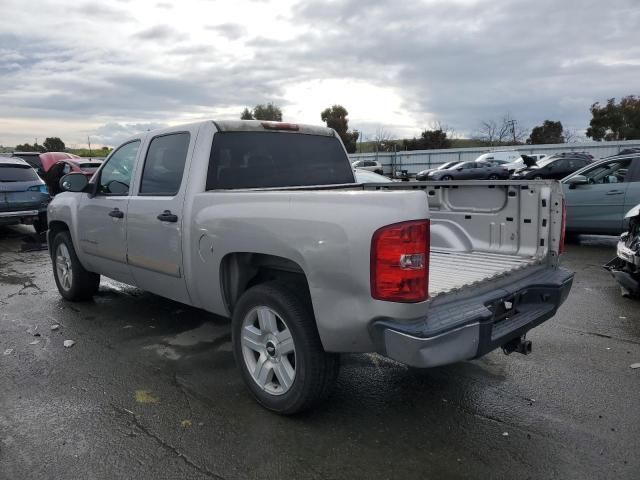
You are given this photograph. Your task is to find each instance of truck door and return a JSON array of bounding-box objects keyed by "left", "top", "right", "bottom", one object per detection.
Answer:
[
  {"left": 125, "top": 129, "right": 195, "bottom": 304},
  {"left": 76, "top": 140, "right": 140, "bottom": 284}
]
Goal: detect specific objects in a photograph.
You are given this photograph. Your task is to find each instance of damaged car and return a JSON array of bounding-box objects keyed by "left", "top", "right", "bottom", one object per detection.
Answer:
[{"left": 605, "top": 204, "right": 640, "bottom": 298}]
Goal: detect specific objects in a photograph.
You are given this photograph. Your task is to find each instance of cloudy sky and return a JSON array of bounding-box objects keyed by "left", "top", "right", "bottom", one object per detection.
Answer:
[{"left": 1, "top": 0, "right": 638, "bottom": 148}]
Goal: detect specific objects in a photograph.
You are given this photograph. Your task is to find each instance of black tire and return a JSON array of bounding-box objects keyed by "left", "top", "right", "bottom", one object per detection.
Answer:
[
  {"left": 441, "top": 175, "right": 453, "bottom": 181},
  {"left": 33, "top": 212, "right": 47, "bottom": 234},
  {"left": 488, "top": 174, "right": 499, "bottom": 180},
  {"left": 232, "top": 281, "right": 339, "bottom": 414},
  {"left": 51, "top": 231, "right": 100, "bottom": 301},
  {"left": 374, "top": 169, "right": 383, "bottom": 175},
  {"left": 533, "top": 175, "right": 543, "bottom": 180}
]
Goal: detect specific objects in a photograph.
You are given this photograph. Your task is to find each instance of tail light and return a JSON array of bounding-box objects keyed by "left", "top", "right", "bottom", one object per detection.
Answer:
[
  {"left": 371, "top": 220, "right": 430, "bottom": 302},
  {"left": 559, "top": 200, "right": 566, "bottom": 254},
  {"left": 261, "top": 122, "right": 299, "bottom": 131}
]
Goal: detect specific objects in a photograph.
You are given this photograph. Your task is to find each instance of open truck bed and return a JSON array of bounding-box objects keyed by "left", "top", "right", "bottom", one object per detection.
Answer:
[{"left": 363, "top": 180, "right": 564, "bottom": 301}]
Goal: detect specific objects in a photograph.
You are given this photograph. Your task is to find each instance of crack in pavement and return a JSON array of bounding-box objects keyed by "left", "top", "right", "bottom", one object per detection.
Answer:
[
  {"left": 560, "top": 326, "right": 640, "bottom": 345},
  {"left": 110, "top": 404, "right": 225, "bottom": 480}
]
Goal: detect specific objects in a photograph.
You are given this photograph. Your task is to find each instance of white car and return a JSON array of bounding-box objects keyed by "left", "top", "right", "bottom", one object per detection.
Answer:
[
  {"left": 475, "top": 151, "right": 521, "bottom": 164},
  {"left": 354, "top": 169, "right": 393, "bottom": 183},
  {"left": 351, "top": 159, "right": 383, "bottom": 174}
]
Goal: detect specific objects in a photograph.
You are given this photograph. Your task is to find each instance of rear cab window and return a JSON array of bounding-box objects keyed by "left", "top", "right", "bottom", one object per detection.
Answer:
[{"left": 206, "top": 132, "right": 354, "bottom": 190}]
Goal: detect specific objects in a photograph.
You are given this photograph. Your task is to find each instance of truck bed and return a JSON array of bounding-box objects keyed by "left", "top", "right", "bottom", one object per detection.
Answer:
[
  {"left": 361, "top": 180, "right": 564, "bottom": 300},
  {"left": 429, "top": 249, "right": 538, "bottom": 297}
]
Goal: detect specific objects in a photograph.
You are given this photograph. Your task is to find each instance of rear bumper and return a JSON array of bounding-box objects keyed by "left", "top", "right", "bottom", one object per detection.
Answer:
[
  {"left": 371, "top": 267, "right": 574, "bottom": 368},
  {"left": 0, "top": 209, "right": 42, "bottom": 225}
]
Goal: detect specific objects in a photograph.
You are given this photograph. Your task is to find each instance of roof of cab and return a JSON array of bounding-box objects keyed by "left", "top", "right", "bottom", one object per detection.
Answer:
[{"left": 213, "top": 120, "right": 335, "bottom": 136}]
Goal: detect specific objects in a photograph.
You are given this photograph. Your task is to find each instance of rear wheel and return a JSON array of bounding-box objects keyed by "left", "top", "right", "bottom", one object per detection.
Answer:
[
  {"left": 533, "top": 175, "right": 543, "bottom": 180},
  {"left": 488, "top": 174, "right": 499, "bottom": 180},
  {"left": 51, "top": 232, "right": 100, "bottom": 301},
  {"left": 232, "top": 282, "right": 339, "bottom": 414},
  {"left": 441, "top": 175, "right": 453, "bottom": 181}
]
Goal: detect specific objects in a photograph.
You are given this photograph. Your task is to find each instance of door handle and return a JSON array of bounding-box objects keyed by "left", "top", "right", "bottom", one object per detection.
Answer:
[
  {"left": 108, "top": 208, "right": 124, "bottom": 219},
  {"left": 606, "top": 190, "right": 624, "bottom": 195},
  {"left": 157, "top": 210, "right": 178, "bottom": 223}
]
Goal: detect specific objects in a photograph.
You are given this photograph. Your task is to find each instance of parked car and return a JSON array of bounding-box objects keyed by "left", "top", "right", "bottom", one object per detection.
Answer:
[
  {"left": 0, "top": 158, "right": 49, "bottom": 232},
  {"left": 351, "top": 159, "right": 383, "bottom": 174},
  {"left": 45, "top": 158, "right": 103, "bottom": 195},
  {"left": 502, "top": 154, "right": 539, "bottom": 174},
  {"left": 354, "top": 169, "right": 393, "bottom": 183},
  {"left": 511, "top": 155, "right": 591, "bottom": 180},
  {"left": 604, "top": 204, "right": 640, "bottom": 297},
  {"left": 428, "top": 161, "right": 510, "bottom": 180},
  {"left": 562, "top": 152, "right": 640, "bottom": 235},
  {"left": 48, "top": 119, "right": 572, "bottom": 414},
  {"left": 415, "top": 161, "right": 459, "bottom": 181},
  {"left": 11, "top": 151, "right": 80, "bottom": 177},
  {"left": 475, "top": 150, "right": 521, "bottom": 163}
]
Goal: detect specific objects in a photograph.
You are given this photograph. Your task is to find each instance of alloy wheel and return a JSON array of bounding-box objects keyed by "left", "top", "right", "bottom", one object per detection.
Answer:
[{"left": 240, "top": 306, "right": 296, "bottom": 395}]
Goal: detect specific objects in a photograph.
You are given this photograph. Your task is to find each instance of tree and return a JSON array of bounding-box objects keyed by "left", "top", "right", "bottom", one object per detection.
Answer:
[
  {"left": 320, "top": 105, "right": 359, "bottom": 153},
  {"left": 476, "top": 114, "right": 526, "bottom": 146},
  {"left": 239, "top": 103, "right": 283, "bottom": 121},
  {"left": 401, "top": 122, "right": 452, "bottom": 151},
  {"left": 527, "top": 120, "right": 564, "bottom": 144},
  {"left": 586, "top": 96, "right": 640, "bottom": 141},
  {"left": 43, "top": 137, "right": 66, "bottom": 151},
  {"left": 15, "top": 142, "right": 45, "bottom": 152}
]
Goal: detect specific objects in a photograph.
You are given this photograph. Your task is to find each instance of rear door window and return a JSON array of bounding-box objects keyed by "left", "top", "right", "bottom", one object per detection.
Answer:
[
  {"left": 207, "top": 132, "right": 354, "bottom": 189},
  {"left": 0, "top": 165, "right": 39, "bottom": 182},
  {"left": 139, "top": 133, "right": 190, "bottom": 196}
]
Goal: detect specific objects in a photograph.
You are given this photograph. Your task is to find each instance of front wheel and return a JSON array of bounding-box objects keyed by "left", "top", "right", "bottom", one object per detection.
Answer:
[
  {"left": 51, "top": 232, "right": 100, "bottom": 301},
  {"left": 232, "top": 282, "right": 339, "bottom": 414},
  {"left": 441, "top": 175, "right": 453, "bottom": 181}
]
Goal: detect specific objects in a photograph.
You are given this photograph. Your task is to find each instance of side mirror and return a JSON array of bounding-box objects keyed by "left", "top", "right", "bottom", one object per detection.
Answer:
[
  {"left": 566, "top": 175, "right": 587, "bottom": 189},
  {"left": 60, "top": 172, "right": 88, "bottom": 192}
]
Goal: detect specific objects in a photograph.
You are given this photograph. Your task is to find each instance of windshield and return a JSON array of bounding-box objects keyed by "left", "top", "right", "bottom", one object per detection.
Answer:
[
  {"left": 437, "top": 161, "right": 457, "bottom": 170},
  {"left": 207, "top": 132, "right": 354, "bottom": 189},
  {"left": 536, "top": 157, "right": 559, "bottom": 168},
  {"left": 0, "top": 165, "right": 39, "bottom": 182}
]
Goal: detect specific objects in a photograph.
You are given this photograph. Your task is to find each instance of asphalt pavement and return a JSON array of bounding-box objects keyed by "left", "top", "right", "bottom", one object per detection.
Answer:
[{"left": 1, "top": 225, "right": 638, "bottom": 479}]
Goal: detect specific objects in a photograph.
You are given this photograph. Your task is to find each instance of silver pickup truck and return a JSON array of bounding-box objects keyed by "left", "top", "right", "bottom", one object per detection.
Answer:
[{"left": 47, "top": 120, "right": 573, "bottom": 414}]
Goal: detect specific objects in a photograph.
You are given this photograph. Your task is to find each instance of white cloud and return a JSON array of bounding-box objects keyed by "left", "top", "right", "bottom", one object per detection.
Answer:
[{"left": 0, "top": 0, "right": 638, "bottom": 147}]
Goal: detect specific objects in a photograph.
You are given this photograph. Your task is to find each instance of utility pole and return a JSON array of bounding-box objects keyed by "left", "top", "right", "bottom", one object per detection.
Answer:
[
  {"left": 88, "top": 136, "right": 92, "bottom": 157},
  {"left": 508, "top": 120, "right": 517, "bottom": 144}
]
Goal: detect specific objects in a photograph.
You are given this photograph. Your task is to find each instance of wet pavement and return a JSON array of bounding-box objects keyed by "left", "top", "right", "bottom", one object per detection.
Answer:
[{"left": 1, "top": 225, "right": 639, "bottom": 479}]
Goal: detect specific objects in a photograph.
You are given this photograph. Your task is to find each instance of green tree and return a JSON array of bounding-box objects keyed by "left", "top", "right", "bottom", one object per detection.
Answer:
[
  {"left": 320, "top": 105, "right": 359, "bottom": 153},
  {"left": 419, "top": 128, "right": 451, "bottom": 149},
  {"left": 253, "top": 103, "right": 282, "bottom": 121},
  {"left": 43, "top": 137, "right": 66, "bottom": 151},
  {"left": 586, "top": 96, "right": 640, "bottom": 141},
  {"left": 240, "top": 103, "right": 282, "bottom": 121},
  {"left": 527, "top": 120, "right": 564, "bottom": 144},
  {"left": 15, "top": 143, "right": 45, "bottom": 152}
]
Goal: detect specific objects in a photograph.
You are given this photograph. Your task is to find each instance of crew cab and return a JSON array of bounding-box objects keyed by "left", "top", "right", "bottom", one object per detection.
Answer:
[{"left": 47, "top": 120, "right": 574, "bottom": 414}]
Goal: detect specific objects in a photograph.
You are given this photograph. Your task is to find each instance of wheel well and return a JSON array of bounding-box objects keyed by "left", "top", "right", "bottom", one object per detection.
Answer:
[
  {"left": 221, "top": 253, "right": 311, "bottom": 314},
  {"left": 47, "top": 221, "right": 69, "bottom": 255}
]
